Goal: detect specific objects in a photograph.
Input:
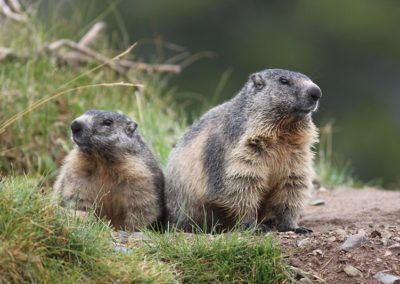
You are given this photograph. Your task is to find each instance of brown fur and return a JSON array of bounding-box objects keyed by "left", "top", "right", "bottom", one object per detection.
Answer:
[
  {"left": 53, "top": 110, "right": 164, "bottom": 231},
  {"left": 53, "top": 149, "right": 161, "bottom": 231}
]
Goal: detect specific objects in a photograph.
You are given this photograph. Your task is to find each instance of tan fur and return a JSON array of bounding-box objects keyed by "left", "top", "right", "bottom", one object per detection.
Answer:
[
  {"left": 53, "top": 149, "right": 160, "bottom": 231},
  {"left": 217, "top": 122, "right": 317, "bottom": 225},
  {"left": 166, "top": 128, "right": 210, "bottom": 225}
]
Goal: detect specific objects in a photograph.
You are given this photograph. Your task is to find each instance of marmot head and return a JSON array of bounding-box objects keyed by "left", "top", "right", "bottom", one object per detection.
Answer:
[
  {"left": 243, "top": 69, "right": 322, "bottom": 123},
  {"left": 70, "top": 110, "right": 138, "bottom": 158}
]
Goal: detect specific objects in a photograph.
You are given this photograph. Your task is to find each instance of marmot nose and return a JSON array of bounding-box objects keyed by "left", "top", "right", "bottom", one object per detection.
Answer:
[
  {"left": 71, "top": 120, "right": 83, "bottom": 135},
  {"left": 307, "top": 86, "right": 322, "bottom": 102}
]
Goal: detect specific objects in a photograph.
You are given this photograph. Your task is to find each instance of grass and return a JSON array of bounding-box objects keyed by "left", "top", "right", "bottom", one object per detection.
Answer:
[
  {"left": 0, "top": 176, "right": 288, "bottom": 283},
  {"left": 0, "top": 14, "right": 185, "bottom": 178},
  {"left": 315, "top": 122, "right": 360, "bottom": 188},
  {"left": 0, "top": 176, "right": 177, "bottom": 283},
  {"left": 140, "top": 231, "right": 289, "bottom": 283}
]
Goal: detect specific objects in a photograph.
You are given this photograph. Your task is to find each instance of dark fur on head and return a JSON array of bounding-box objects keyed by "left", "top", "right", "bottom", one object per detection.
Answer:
[
  {"left": 233, "top": 69, "right": 321, "bottom": 134},
  {"left": 71, "top": 110, "right": 143, "bottom": 160}
]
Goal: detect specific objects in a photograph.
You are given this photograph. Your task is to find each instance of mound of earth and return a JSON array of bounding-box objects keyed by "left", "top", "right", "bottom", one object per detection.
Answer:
[{"left": 276, "top": 187, "right": 400, "bottom": 283}]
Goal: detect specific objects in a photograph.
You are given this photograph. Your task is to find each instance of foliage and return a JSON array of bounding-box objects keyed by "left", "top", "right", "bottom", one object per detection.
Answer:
[
  {"left": 140, "top": 231, "right": 288, "bottom": 284},
  {"left": 0, "top": 15, "right": 185, "bottom": 179},
  {"left": 315, "top": 122, "right": 359, "bottom": 187},
  {"left": 0, "top": 176, "right": 177, "bottom": 283}
]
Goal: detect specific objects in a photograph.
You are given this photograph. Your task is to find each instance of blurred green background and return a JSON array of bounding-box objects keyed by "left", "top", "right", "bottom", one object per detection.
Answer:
[{"left": 39, "top": 0, "right": 400, "bottom": 188}]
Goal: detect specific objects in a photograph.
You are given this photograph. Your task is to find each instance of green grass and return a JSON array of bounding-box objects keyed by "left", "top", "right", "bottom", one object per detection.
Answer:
[
  {"left": 140, "top": 231, "right": 289, "bottom": 283},
  {"left": 0, "top": 9, "right": 186, "bottom": 178},
  {"left": 315, "top": 122, "right": 360, "bottom": 188},
  {"left": 0, "top": 176, "right": 289, "bottom": 283},
  {"left": 0, "top": 176, "right": 177, "bottom": 283}
]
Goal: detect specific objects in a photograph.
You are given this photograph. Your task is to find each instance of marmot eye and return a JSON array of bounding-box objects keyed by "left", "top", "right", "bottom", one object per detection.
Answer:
[
  {"left": 279, "top": 77, "right": 290, "bottom": 85},
  {"left": 102, "top": 119, "right": 113, "bottom": 126},
  {"left": 255, "top": 81, "right": 264, "bottom": 90}
]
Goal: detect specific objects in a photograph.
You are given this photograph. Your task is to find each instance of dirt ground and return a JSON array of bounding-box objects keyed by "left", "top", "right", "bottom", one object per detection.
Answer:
[
  {"left": 113, "top": 187, "right": 399, "bottom": 283},
  {"left": 275, "top": 187, "right": 400, "bottom": 283}
]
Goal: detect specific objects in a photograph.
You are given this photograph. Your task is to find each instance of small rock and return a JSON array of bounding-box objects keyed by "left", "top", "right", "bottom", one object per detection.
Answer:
[
  {"left": 327, "top": 236, "right": 336, "bottom": 242},
  {"left": 374, "top": 271, "right": 400, "bottom": 284},
  {"left": 388, "top": 243, "right": 400, "bottom": 250},
  {"left": 297, "top": 238, "right": 310, "bottom": 247},
  {"left": 341, "top": 233, "right": 368, "bottom": 250},
  {"left": 130, "top": 232, "right": 151, "bottom": 241},
  {"left": 318, "top": 186, "right": 328, "bottom": 192},
  {"left": 113, "top": 244, "right": 133, "bottom": 254},
  {"left": 376, "top": 257, "right": 382, "bottom": 262},
  {"left": 381, "top": 238, "right": 389, "bottom": 246},
  {"left": 312, "top": 249, "right": 323, "bottom": 256},
  {"left": 384, "top": 250, "right": 392, "bottom": 257},
  {"left": 358, "top": 229, "right": 366, "bottom": 235},
  {"left": 382, "top": 231, "right": 393, "bottom": 239},
  {"left": 112, "top": 230, "right": 129, "bottom": 243},
  {"left": 310, "top": 199, "right": 325, "bottom": 206},
  {"left": 344, "top": 265, "right": 363, "bottom": 277},
  {"left": 298, "top": 277, "right": 313, "bottom": 283},
  {"left": 335, "top": 229, "right": 347, "bottom": 241},
  {"left": 370, "top": 230, "right": 382, "bottom": 238}
]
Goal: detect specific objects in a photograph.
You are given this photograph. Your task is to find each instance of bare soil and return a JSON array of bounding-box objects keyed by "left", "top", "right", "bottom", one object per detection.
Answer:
[{"left": 275, "top": 187, "right": 400, "bottom": 283}]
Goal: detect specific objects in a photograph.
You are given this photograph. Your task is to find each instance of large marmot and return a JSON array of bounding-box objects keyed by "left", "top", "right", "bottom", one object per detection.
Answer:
[
  {"left": 53, "top": 110, "right": 164, "bottom": 231},
  {"left": 165, "top": 69, "right": 321, "bottom": 234}
]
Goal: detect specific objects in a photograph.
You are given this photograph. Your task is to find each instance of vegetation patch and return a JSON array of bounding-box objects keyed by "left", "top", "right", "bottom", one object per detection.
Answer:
[
  {"left": 139, "top": 231, "right": 289, "bottom": 283},
  {"left": 0, "top": 176, "right": 177, "bottom": 283}
]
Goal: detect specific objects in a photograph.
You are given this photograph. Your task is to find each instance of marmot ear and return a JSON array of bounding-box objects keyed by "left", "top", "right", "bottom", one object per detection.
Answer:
[
  {"left": 126, "top": 121, "right": 138, "bottom": 137},
  {"left": 250, "top": 73, "right": 265, "bottom": 90}
]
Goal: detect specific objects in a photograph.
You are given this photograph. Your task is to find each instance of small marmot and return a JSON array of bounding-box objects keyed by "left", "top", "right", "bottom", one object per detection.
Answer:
[
  {"left": 53, "top": 110, "right": 164, "bottom": 231},
  {"left": 165, "top": 69, "right": 322, "bottom": 234}
]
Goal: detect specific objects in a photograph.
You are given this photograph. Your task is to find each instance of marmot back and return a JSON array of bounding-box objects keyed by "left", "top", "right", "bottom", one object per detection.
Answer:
[
  {"left": 53, "top": 110, "right": 164, "bottom": 231},
  {"left": 165, "top": 69, "right": 322, "bottom": 234}
]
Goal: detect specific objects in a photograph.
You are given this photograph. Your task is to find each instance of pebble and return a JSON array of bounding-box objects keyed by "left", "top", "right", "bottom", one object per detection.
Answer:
[
  {"left": 327, "top": 236, "right": 336, "bottom": 242},
  {"left": 381, "top": 238, "right": 389, "bottom": 246},
  {"left": 370, "top": 230, "right": 382, "bottom": 238},
  {"left": 310, "top": 199, "right": 325, "bottom": 206},
  {"left": 388, "top": 243, "right": 400, "bottom": 250},
  {"left": 385, "top": 250, "right": 393, "bottom": 257},
  {"left": 343, "top": 265, "right": 363, "bottom": 277},
  {"left": 113, "top": 244, "right": 133, "bottom": 254},
  {"left": 112, "top": 230, "right": 129, "bottom": 243},
  {"left": 335, "top": 229, "right": 347, "bottom": 241},
  {"left": 341, "top": 233, "right": 368, "bottom": 250},
  {"left": 298, "top": 278, "right": 313, "bottom": 283},
  {"left": 374, "top": 272, "right": 400, "bottom": 284},
  {"left": 131, "top": 232, "right": 151, "bottom": 241},
  {"left": 312, "top": 249, "right": 323, "bottom": 256},
  {"left": 297, "top": 238, "right": 310, "bottom": 247}
]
